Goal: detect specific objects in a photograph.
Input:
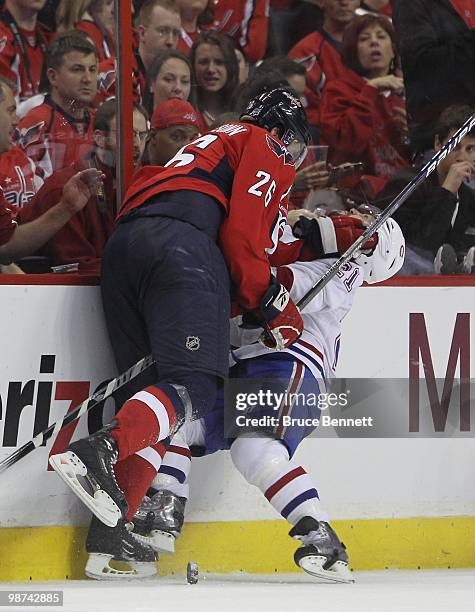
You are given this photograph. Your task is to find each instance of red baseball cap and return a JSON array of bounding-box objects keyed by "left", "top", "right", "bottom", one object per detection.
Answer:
[{"left": 151, "top": 99, "right": 200, "bottom": 130}]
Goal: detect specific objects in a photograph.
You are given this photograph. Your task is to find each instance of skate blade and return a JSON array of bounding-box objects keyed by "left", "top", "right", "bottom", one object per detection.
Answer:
[
  {"left": 85, "top": 553, "right": 157, "bottom": 581},
  {"left": 132, "top": 529, "right": 176, "bottom": 553},
  {"left": 298, "top": 555, "right": 355, "bottom": 584},
  {"left": 49, "top": 452, "right": 122, "bottom": 528}
]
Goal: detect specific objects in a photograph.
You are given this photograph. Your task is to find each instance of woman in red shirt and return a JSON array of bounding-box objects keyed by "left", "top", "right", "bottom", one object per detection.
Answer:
[{"left": 320, "top": 14, "right": 410, "bottom": 193}]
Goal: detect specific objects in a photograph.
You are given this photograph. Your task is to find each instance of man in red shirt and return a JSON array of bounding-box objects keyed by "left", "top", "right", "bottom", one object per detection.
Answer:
[
  {"left": 0, "top": 0, "right": 51, "bottom": 103},
  {"left": 49, "top": 86, "right": 312, "bottom": 538},
  {"left": 16, "top": 32, "right": 98, "bottom": 178},
  {"left": 289, "top": 0, "right": 360, "bottom": 126},
  {"left": 19, "top": 98, "right": 149, "bottom": 273},
  {"left": 98, "top": 0, "right": 182, "bottom": 106},
  {"left": 207, "top": 0, "right": 270, "bottom": 63},
  {"left": 0, "top": 76, "right": 42, "bottom": 208}
]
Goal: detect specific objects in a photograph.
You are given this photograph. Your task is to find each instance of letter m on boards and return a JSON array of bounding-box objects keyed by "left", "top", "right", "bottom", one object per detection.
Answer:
[{"left": 409, "top": 313, "right": 470, "bottom": 432}]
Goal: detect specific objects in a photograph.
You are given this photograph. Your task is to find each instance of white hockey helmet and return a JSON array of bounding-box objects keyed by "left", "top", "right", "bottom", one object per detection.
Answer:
[{"left": 354, "top": 217, "right": 405, "bottom": 284}]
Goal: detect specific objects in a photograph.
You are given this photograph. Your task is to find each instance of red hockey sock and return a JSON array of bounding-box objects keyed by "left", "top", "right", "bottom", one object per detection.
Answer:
[
  {"left": 111, "top": 385, "right": 177, "bottom": 460},
  {"left": 115, "top": 442, "right": 167, "bottom": 521}
]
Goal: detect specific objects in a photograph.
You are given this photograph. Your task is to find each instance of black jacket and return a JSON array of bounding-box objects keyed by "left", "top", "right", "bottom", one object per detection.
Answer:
[
  {"left": 392, "top": 0, "right": 475, "bottom": 153},
  {"left": 376, "top": 166, "right": 475, "bottom": 255}
]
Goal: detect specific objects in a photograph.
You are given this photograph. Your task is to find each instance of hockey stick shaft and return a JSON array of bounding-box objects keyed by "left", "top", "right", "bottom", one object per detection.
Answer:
[
  {"left": 297, "top": 114, "right": 475, "bottom": 310},
  {"left": 0, "top": 354, "right": 155, "bottom": 475}
]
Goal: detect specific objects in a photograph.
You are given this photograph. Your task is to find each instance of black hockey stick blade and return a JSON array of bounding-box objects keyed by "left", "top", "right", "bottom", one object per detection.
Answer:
[
  {"left": 297, "top": 113, "right": 475, "bottom": 310},
  {"left": 0, "top": 354, "right": 155, "bottom": 475}
]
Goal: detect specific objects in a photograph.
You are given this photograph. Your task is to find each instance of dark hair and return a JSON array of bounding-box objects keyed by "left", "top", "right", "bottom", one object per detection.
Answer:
[
  {"left": 256, "top": 56, "right": 306, "bottom": 80},
  {"left": 45, "top": 30, "right": 98, "bottom": 72},
  {"left": 190, "top": 31, "right": 239, "bottom": 113},
  {"left": 341, "top": 14, "right": 398, "bottom": 76},
  {"left": 94, "top": 98, "right": 149, "bottom": 133},
  {"left": 435, "top": 105, "right": 475, "bottom": 142},
  {"left": 234, "top": 71, "right": 290, "bottom": 114}
]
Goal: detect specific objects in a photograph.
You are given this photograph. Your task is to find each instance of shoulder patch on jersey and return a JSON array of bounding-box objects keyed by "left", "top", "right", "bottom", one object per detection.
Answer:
[
  {"left": 296, "top": 54, "right": 316, "bottom": 73},
  {"left": 0, "top": 36, "right": 7, "bottom": 54},
  {"left": 266, "top": 134, "right": 294, "bottom": 166},
  {"left": 98, "top": 69, "right": 116, "bottom": 92},
  {"left": 15, "top": 121, "right": 45, "bottom": 149}
]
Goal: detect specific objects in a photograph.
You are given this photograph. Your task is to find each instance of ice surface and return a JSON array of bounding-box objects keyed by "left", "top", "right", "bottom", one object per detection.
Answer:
[{"left": 2, "top": 570, "right": 475, "bottom": 612}]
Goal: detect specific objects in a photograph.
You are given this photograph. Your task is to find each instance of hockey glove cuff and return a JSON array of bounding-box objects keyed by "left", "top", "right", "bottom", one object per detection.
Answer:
[
  {"left": 292, "top": 215, "right": 378, "bottom": 258},
  {"left": 258, "top": 277, "right": 303, "bottom": 350}
]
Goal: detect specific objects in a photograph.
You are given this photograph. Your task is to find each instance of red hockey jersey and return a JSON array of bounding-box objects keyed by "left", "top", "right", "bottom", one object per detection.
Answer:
[
  {"left": 75, "top": 20, "right": 114, "bottom": 63},
  {"left": 0, "top": 146, "right": 41, "bottom": 208},
  {"left": 0, "top": 188, "right": 17, "bottom": 246},
  {"left": 0, "top": 11, "right": 50, "bottom": 102},
  {"left": 119, "top": 123, "right": 296, "bottom": 310},
  {"left": 206, "top": 0, "right": 270, "bottom": 63},
  {"left": 96, "top": 55, "right": 145, "bottom": 106},
  {"left": 16, "top": 96, "right": 95, "bottom": 178},
  {"left": 320, "top": 70, "right": 410, "bottom": 180},
  {"left": 289, "top": 29, "right": 351, "bottom": 126}
]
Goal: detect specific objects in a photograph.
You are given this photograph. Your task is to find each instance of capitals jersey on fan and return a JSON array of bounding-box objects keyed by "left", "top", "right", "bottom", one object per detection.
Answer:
[
  {"left": 0, "top": 146, "right": 43, "bottom": 208},
  {"left": 0, "top": 11, "right": 50, "bottom": 103},
  {"left": 119, "top": 122, "right": 296, "bottom": 310},
  {"left": 230, "top": 257, "right": 364, "bottom": 381},
  {"left": 207, "top": 0, "right": 270, "bottom": 62},
  {"left": 16, "top": 96, "right": 95, "bottom": 178},
  {"left": 0, "top": 188, "right": 17, "bottom": 247}
]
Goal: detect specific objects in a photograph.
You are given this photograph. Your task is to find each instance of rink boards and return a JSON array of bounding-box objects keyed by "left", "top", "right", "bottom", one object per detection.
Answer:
[{"left": 0, "top": 276, "right": 474, "bottom": 578}]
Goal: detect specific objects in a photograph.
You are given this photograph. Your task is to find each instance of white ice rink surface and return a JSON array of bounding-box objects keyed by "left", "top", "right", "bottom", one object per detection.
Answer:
[{"left": 3, "top": 570, "right": 475, "bottom": 612}]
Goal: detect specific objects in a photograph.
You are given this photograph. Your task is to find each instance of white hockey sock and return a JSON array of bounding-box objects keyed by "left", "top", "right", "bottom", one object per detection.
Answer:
[{"left": 230, "top": 434, "right": 328, "bottom": 526}]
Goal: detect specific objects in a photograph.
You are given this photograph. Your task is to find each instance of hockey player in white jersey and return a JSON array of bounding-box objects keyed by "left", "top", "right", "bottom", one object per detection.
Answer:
[{"left": 86, "top": 208, "right": 405, "bottom": 582}]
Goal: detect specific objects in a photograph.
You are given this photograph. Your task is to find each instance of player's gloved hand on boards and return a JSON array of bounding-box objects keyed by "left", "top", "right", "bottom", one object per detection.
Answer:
[
  {"left": 257, "top": 276, "right": 303, "bottom": 350},
  {"left": 292, "top": 215, "right": 378, "bottom": 258}
]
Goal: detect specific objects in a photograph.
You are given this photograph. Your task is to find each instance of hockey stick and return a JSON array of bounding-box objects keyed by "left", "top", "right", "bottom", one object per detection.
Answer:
[
  {"left": 296, "top": 113, "right": 475, "bottom": 310},
  {"left": 0, "top": 354, "right": 155, "bottom": 475}
]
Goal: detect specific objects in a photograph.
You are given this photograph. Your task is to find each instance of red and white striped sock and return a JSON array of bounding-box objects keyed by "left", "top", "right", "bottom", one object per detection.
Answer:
[{"left": 111, "top": 384, "right": 178, "bottom": 460}]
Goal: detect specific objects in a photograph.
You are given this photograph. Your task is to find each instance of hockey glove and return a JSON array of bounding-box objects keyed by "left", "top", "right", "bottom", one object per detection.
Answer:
[
  {"left": 292, "top": 215, "right": 378, "bottom": 258},
  {"left": 258, "top": 277, "right": 303, "bottom": 350}
]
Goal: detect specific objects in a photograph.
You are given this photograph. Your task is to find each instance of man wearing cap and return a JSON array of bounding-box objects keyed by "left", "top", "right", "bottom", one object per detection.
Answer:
[{"left": 146, "top": 98, "right": 200, "bottom": 166}]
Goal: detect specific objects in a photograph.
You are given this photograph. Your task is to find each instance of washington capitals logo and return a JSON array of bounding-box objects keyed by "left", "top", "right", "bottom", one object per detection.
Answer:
[
  {"left": 15, "top": 121, "right": 45, "bottom": 149},
  {"left": 266, "top": 134, "right": 294, "bottom": 166},
  {"left": 98, "top": 69, "right": 116, "bottom": 93}
]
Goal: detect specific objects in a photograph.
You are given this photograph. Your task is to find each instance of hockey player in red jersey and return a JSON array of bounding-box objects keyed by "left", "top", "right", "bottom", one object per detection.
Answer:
[
  {"left": 16, "top": 32, "right": 98, "bottom": 178},
  {"left": 49, "top": 86, "right": 312, "bottom": 545}
]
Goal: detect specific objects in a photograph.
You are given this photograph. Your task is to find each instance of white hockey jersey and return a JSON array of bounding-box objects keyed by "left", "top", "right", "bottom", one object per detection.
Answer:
[{"left": 230, "top": 258, "right": 364, "bottom": 381}]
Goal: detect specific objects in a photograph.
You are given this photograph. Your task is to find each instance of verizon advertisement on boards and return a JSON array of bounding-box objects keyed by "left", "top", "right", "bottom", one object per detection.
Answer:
[{"left": 0, "top": 281, "right": 474, "bottom": 524}]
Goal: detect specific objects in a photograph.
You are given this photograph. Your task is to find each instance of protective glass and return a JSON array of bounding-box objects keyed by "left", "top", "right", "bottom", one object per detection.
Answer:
[{"left": 287, "top": 138, "right": 308, "bottom": 169}]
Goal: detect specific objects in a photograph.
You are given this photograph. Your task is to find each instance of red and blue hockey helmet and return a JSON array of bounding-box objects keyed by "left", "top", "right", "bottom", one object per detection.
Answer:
[{"left": 241, "top": 85, "right": 311, "bottom": 168}]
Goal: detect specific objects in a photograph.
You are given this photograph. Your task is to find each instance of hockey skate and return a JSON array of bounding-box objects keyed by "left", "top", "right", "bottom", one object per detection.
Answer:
[
  {"left": 290, "top": 517, "right": 354, "bottom": 584},
  {"left": 49, "top": 426, "right": 127, "bottom": 527},
  {"left": 132, "top": 489, "right": 186, "bottom": 553},
  {"left": 85, "top": 515, "right": 157, "bottom": 580}
]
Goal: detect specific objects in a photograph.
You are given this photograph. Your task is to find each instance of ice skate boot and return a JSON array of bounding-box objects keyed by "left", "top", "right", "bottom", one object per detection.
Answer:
[
  {"left": 132, "top": 489, "right": 186, "bottom": 553},
  {"left": 49, "top": 426, "right": 127, "bottom": 527},
  {"left": 85, "top": 515, "right": 157, "bottom": 580},
  {"left": 290, "top": 517, "right": 354, "bottom": 584}
]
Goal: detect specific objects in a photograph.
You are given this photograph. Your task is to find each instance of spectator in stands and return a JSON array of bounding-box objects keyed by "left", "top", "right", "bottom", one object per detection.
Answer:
[
  {"left": 207, "top": 0, "right": 270, "bottom": 63},
  {"left": 145, "top": 98, "right": 199, "bottom": 166},
  {"left": 97, "top": 0, "right": 182, "bottom": 108},
  {"left": 255, "top": 56, "right": 307, "bottom": 103},
  {"left": 320, "top": 14, "right": 410, "bottom": 194},
  {"left": 176, "top": 0, "right": 211, "bottom": 55},
  {"left": 190, "top": 31, "right": 239, "bottom": 129},
  {"left": 56, "top": 0, "right": 115, "bottom": 62},
  {"left": 0, "top": 0, "right": 51, "bottom": 103},
  {"left": 289, "top": 0, "right": 360, "bottom": 127},
  {"left": 268, "top": 0, "right": 323, "bottom": 56},
  {"left": 392, "top": 0, "right": 475, "bottom": 156},
  {"left": 147, "top": 49, "right": 193, "bottom": 116},
  {"left": 17, "top": 32, "right": 98, "bottom": 179},
  {"left": 18, "top": 99, "right": 149, "bottom": 273},
  {"left": 0, "top": 77, "right": 42, "bottom": 208},
  {"left": 377, "top": 105, "right": 475, "bottom": 274}
]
